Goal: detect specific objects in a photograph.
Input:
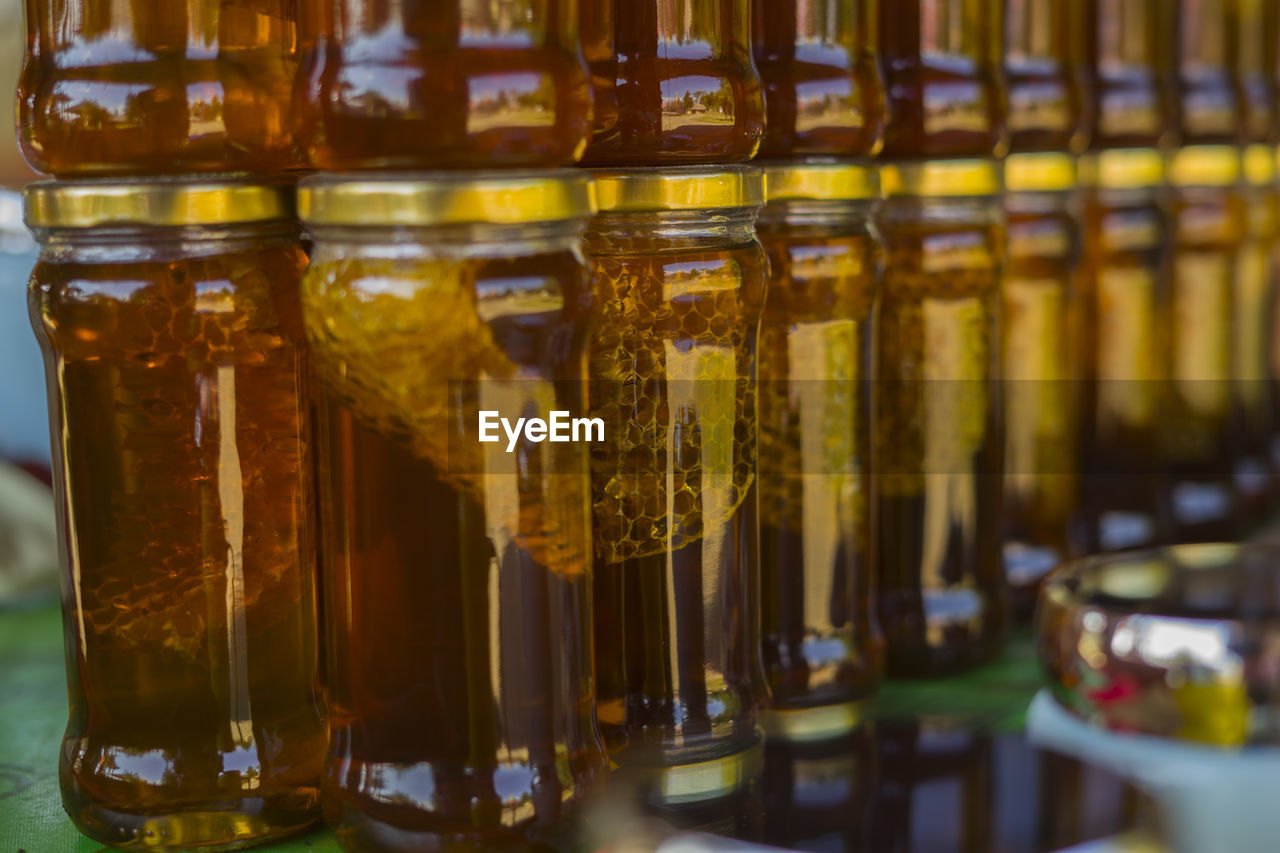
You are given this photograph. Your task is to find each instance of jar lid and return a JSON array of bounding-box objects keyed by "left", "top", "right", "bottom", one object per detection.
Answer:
[
  {"left": 878, "top": 159, "right": 1001, "bottom": 198},
  {"left": 1078, "top": 148, "right": 1165, "bottom": 190},
  {"left": 1244, "top": 144, "right": 1276, "bottom": 187},
  {"left": 1004, "top": 152, "right": 1077, "bottom": 193},
  {"left": 298, "top": 171, "right": 596, "bottom": 226},
  {"left": 24, "top": 179, "right": 292, "bottom": 229},
  {"left": 1168, "top": 145, "right": 1241, "bottom": 188},
  {"left": 763, "top": 162, "right": 877, "bottom": 202},
  {"left": 591, "top": 166, "right": 765, "bottom": 212}
]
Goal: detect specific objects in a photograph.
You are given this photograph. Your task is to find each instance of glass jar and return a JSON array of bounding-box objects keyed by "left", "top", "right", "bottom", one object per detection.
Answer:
[
  {"left": 19, "top": 1, "right": 302, "bottom": 176},
  {"left": 873, "top": 160, "right": 1007, "bottom": 676},
  {"left": 1162, "top": 146, "right": 1247, "bottom": 543},
  {"left": 1082, "top": 0, "right": 1175, "bottom": 151},
  {"left": 1234, "top": 0, "right": 1276, "bottom": 144},
  {"left": 299, "top": 173, "right": 607, "bottom": 850},
  {"left": 1076, "top": 148, "right": 1170, "bottom": 553},
  {"left": 877, "top": 0, "right": 1007, "bottom": 158},
  {"left": 1004, "top": 0, "right": 1088, "bottom": 153},
  {"left": 1171, "top": 0, "right": 1239, "bottom": 145},
  {"left": 297, "top": 1, "right": 593, "bottom": 170},
  {"left": 1001, "top": 154, "right": 1084, "bottom": 620},
  {"left": 25, "top": 180, "right": 324, "bottom": 848},
  {"left": 755, "top": 163, "right": 883, "bottom": 740},
  {"left": 579, "top": 0, "right": 765, "bottom": 166},
  {"left": 585, "top": 167, "right": 768, "bottom": 805},
  {"left": 1234, "top": 146, "right": 1278, "bottom": 527},
  {"left": 751, "top": 0, "right": 885, "bottom": 158}
]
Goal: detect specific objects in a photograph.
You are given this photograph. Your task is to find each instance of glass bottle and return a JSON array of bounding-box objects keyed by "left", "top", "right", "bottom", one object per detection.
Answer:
[
  {"left": 299, "top": 173, "right": 608, "bottom": 850},
  {"left": 877, "top": 0, "right": 1007, "bottom": 158},
  {"left": 751, "top": 0, "right": 885, "bottom": 157},
  {"left": 26, "top": 179, "right": 324, "bottom": 849},
  {"left": 756, "top": 163, "right": 884, "bottom": 741},
  {"left": 19, "top": 0, "right": 303, "bottom": 176},
  {"left": 1076, "top": 148, "right": 1171, "bottom": 554},
  {"left": 297, "top": 0, "right": 593, "bottom": 170},
  {"left": 580, "top": 0, "right": 765, "bottom": 166},
  {"left": 1005, "top": 0, "right": 1088, "bottom": 154},
  {"left": 1171, "top": 0, "right": 1239, "bottom": 145},
  {"left": 585, "top": 167, "right": 768, "bottom": 806},
  {"left": 1081, "top": 0, "right": 1176, "bottom": 151},
  {"left": 873, "top": 160, "right": 1008, "bottom": 676}
]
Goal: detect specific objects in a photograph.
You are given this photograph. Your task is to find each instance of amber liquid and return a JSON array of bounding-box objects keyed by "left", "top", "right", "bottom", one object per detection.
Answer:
[
  {"left": 306, "top": 237, "right": 606, "bottom": 850},
  {"left": 587, "top": 227, "right": 767, "bottom": 770},
  {"left": 579, "top": 0, "right": 765, "bottom": 166},
  {"left": 756, "top": 222, "right": 882, "bottom": 710},
  {"left": 29, "top": 231, "right": 324, "bottom": 849},
  {"left": 1001, "top": 196, "right": 1082, "bottom": 619},
  {"left": 1082, "top": 0, "right": 1171, "bottom": 150},
  {"left": 19, "top": 0, "right": 301, "bottom": 176},
  {"left": 1004, "top": 0, "right": 1086, "bottom": 153},
  {"left": 873, "top": 213, "right": 1007, "bottom": 676},
  {"left": 751, "top": 0, "right": 884, "bottom": 158},
  {"left": 1076, "top": 188, "right": 1169, "bottom": 553},
  {"left": 298, "top": 0, "right": 592, "bottom": 170},
  {"left": 878, "top": 0, "right": 1006, "bottom": 158}
]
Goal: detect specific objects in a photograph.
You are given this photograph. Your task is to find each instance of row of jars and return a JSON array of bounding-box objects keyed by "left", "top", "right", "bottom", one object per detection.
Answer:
[
  {"left": 28, "top": 143, "right": 1280, "bottom": 848},
  {"left": 19, "top": 0, "right": 1280, "bottom": 176}
]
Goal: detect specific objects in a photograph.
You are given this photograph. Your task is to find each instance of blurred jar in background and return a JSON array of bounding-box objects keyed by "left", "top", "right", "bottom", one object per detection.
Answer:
[
  {"left": 756, "top": 163, "right": 884, "bottom": 741},
  {"left": 27, "top": 179, "right": 325, "bottom": 849},
  {"left": 19, "top": 0, "right": 303, "bottom": 176},
  {"left": 580, "top": 0, "right": 764, "bottom": 166},
  {"left": 873, "top": 160, "right": 1008, "bottom": 677},
  {"left": 586, "top": 167, "right": 768, "bottom": 806},
  {"left": 1080, "top": 0, "right": 1176, "bottom": 151},
  {"left": 1170, "top": 0, "right": 1239, "bottom": 146},
  {"left": 297, "top": 0, "right": 592, "bottom": 170},
  {"left": 1076, "top": 149, "right": 1170, "bottom": 554},
  {"left": 877, "top": 0, "right": 1007, "bottom": 159},
  {"left": 751, "top": 0, "right": 885, "bottom": 158},
  {"left": 1162, "top": 147, "right": 1246, "bottom": 543},
  {"left": 300, "top": 173, "right": 607, "bottom": 851}
]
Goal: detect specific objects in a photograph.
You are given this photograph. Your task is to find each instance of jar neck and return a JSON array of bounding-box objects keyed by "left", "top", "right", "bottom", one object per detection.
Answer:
[
  {"left": 876, "top": 195, "right": 1002, "bottom": 228},
  {"left": 304, "top": 220, "right": 586, "bottom": 259},
  {"left": 585, "top": 208, "right": 760, "bottom": 248},
  {"left": 758, "top": 199, "right": 877, "bottom": 233},
  {"left": 36, "top": 221, "right": 300, "bottom": 262}
]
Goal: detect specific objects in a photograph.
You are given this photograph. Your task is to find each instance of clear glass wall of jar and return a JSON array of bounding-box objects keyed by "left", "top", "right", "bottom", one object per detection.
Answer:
[
  {"left": 580, "top": 0, "right": 765, "bottom": 166},
  {"left": 585, "top": 167, "right": 768, "bottom": 806},
  {"left": 756, "top": 163, "right": 883, "bottom": 742},
  {"left": 751, "top": 0, "right": 885, "bottom": 158},
  {"left": 296, "top": 0, "right": 593, "bottom": 170},
  {"left": 873, "top": 160, "right": 1008, "bottom": 677},
  {"left": 1162, "top": 146, "right": 1247, "bottom": 543},
  {"left": 25, "top": 180, "right": 325, "bottom": 849},
  {"left": 1076, "top": 148, "right": 1171, "bottom": 554},
  {"left": 1001, "top": 154, "right": 1084, "bottom": 620},
  {"left": 299, "top": 173, "right": 608, "bottom": 851},
  {"left": 19, "top": 1, "right": 303, "bottom": 176}
]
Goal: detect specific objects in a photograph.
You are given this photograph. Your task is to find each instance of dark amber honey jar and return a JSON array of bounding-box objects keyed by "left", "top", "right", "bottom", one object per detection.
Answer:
[
  {"left": 297, "top": 0, "right": 593, "bottom": 170},
  {"left": 873, "top": 159, "right": 1008, "bottom": 676},
  {"left": 1005, "top": 0, "right": 1088, "bottom": 154},
  {"left": 580, "top": 0, "right": 766, "bottom": 166},
  {"left": 26, "top": 179, "right": 324, "bottom": 849},
  {"left": 1081, "top": 0, "right": 1176, "bottom": 151},
  {"left": 1171, "top": 0, "right": 1240, "bottom": 145},
  {"left": 299, "top": 172, "right": 608, "bottom": 850},
  {"left": 585, "top": 166, "right": 768, "bottom": 804},
  {"left": 756, "top": 162, "right": 883, "bottom": 740},
  {"left": 751, "top": 0, "right": 885, "bottom": 158},
  {"left": 20, "top": 0, "right": 303, "bottom": 176}
]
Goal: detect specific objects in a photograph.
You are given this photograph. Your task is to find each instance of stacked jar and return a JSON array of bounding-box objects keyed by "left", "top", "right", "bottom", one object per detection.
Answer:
[
  {"left": 19, "top": 1, "right": 327, "bottom": 849},
  {"left": 872, "top": 0, "right": 1009, "bottom": 675}
]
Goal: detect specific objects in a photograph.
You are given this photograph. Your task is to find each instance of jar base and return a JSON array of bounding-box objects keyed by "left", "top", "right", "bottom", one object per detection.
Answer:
[{"left": 64, "top": 795, "right": 319, "bottom": 851}]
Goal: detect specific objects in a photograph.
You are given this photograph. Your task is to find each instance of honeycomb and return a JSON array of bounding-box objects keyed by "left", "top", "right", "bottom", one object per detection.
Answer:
[
  {"left": 303, "top": 254, "right": 591, "bottom": 577},
  {"left": 31, "top": 241, "right": 312, "bottom": 661},
  {"left": 587, "top": 248, "right": 763, "bottom": 564}
]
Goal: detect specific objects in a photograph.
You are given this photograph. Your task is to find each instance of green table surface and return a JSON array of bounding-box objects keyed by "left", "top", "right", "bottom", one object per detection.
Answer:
[{"left": 0, "top": 600, "right": 1044, "bottom": 853}]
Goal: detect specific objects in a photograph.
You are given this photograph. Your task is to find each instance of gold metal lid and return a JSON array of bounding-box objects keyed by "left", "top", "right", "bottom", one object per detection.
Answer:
[
  {"left": 298, "top": 171, "right": 596, "bottom": 227},
  {"left": 1078, "top": 148, "right": 1165, "bottom": 189},
  {"left": 592, "top": 166, "right": 765, "bottom": 212},
  {"left": 1004, "top": 152, "right": 1078, "bottom": 193},
  {"left": 763, "top": 161, "right": 878, "bottom": 202},
  {"left": 1168, "top": 145, "right": 1242, "bottom": 188},
  {"left": 24, "top": 179, "right": 292, "bottom": 229},
  {"left": 1244, "top": 144, "right": 1276, "bottom": 187},
  {"left": 879, "top": 159, "right": 1001, "bottom": 198}
]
